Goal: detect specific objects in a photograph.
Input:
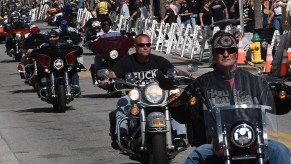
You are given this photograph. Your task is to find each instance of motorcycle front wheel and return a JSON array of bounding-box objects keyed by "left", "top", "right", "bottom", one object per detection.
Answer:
[
  {"left": 53, "top": 84, "right": 67, "bottom": 113},
  {"left": 142, "top": 133, "right": 168, "bottom": 164}
]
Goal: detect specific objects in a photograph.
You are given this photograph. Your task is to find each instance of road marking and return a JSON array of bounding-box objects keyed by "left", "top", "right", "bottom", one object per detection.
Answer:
[
  {"left": 268, "top": 130, "right": 291, "bottom": 148},
  {"left": 78, "top": 71, "right": 91, "bottom": 78}
]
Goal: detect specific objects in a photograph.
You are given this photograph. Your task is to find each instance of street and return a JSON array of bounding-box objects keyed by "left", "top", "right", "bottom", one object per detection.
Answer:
[{"left": 0, "top": 22, "right": 290, "bottom": 164}]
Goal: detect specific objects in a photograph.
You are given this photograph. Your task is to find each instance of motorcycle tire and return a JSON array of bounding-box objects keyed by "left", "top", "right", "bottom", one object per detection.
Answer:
[
  {"left": 142, "top": 133, "right": 168, "bottom": 164},
  {"left": 53, "top": 84, "right": 67, "bottom": 113}
]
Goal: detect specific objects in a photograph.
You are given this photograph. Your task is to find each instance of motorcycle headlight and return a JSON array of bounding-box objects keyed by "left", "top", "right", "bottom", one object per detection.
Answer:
[
  {"left": 231, "top": 123, "right": 255, "bottom": 148},
  {"left": 53, "top": 59, "right": 64, "bottom": 70},
  {"left": 144, "top": 84, "right": 164, "bottom": 104},
  {"left": 129, "top": 89, "right": 139, "bottom": 101},
  {"left": 15, "top": 34, "right": 22, "bottom": 40},
  {"left": 109, "top": 50, "right": 119, "bottom": 59}
]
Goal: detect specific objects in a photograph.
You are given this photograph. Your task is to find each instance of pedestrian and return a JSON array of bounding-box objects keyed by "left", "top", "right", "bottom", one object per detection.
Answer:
[
  {"left": 262, "top": 0, "right": 274, "bottom": 28},
  {"left": 199, "top": 0, "right": 213, "bottom": 29},
  {"left": 285, "top": 0, "right": 291, "bottom": 30},
  {"left": 209, "top": 0, "right": 229, "bottom": 23},
  {"left": 162, "top": 2, "right": 178, "bottom": 25},
  {"left": 187, "top": 0, "right": 199, "bottom": 28},
  {"left": 271, "top": 0, "right": 285, "bottom": 34},
  {"left": 179, "top": 2, "right": 192, "bottom": 28}
]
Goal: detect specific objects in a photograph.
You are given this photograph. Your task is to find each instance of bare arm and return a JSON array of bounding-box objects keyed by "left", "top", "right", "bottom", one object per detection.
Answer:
[{"left": 199, "top": 12, "right": 204, "bottom": 26}]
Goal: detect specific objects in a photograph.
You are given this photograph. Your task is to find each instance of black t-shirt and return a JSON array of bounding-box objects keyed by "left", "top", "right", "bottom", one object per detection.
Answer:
[
  {"left": 21, "top": 34, "right": 48, "bottom": 50},
  {"left": 164, "top": 8, "right": 178, "bottom": 25},
  {"left": 112, "top": 53, "right": 174, "bottom": 80},
  {"left": 209, "top": 1, "right": 226, "bottom": 22},
  {"left": 179, "top": 6, "right": 191, "bottom": 22},
  {"left": 242, "top": 5, "right": 254, "bottom": 33},
  {"left": 199, "top": 7, "right": 213, "bottom": 26},
  {"left": 187, "top": 0, "right": 199, "bottom": 15}
]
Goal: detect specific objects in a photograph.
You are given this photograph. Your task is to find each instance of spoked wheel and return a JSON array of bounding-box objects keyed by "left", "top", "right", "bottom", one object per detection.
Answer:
[{"left": 53, "top": 84, "right": 67, "bottom": 113}]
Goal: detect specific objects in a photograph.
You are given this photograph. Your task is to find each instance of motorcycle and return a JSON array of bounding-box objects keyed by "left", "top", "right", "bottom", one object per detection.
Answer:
[
  {"left": 31, "top": 43, "right": 83, "bottom": 112},
  {"left": 6, "top": 22, "right": 30, "bottom": 61},
  {"left": 19, "top": 34, "right": 48, "bottom": 88},
  {"left": 0, "top": 17, "right": 8, "bottom": 42},
  {"left": 99, "top": 67, "right": 194, "bottom": 163},
  {"left": 59, "top": 30, "right": 82, "bottom": 46},
  {"left": 88, "top": 33, "right": 134, "bottom": 95}
]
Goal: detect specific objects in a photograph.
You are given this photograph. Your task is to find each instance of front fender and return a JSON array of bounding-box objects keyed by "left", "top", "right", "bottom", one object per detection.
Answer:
[{"left": 147, "top": 112, "right": 167, "bottom": 133}]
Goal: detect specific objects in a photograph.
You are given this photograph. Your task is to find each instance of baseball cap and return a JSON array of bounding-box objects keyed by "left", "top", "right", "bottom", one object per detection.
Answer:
[
  {"left": 30, "top": 26, "right": 40, "bottom": 34},
  {"left": 212, "top": 33, "right": 237, "bottom": 49}
]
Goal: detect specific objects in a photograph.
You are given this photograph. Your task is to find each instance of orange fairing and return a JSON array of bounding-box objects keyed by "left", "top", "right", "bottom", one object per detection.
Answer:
[
  {"left": 47, "top": 8, "right": 58, "bottom": 14},
  {"left": 66, "top": 51, "right": 78, "bottom": 65},
  {"left": 0, "top": 27, "right": 4, "bottom": 33}
]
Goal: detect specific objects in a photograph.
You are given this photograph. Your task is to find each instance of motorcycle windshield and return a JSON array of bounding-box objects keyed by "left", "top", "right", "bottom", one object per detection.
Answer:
[
  {"left": 204, "top": 104, "right": 278, "bottom": 150},
  {"left": 88, "top": 36, "right": 134, "bottom": 58}
]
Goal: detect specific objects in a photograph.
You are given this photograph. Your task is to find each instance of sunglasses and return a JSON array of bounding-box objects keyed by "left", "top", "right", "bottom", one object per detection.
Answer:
[
  {"left": 49, "top": 35, "right": 58, "bottom": 38},
  {"left": 102, "top": 23, "right": 111, "bottom": 26},
  {"left": 214, "top": 47, "right": 237, "bottom": 54},
  {"left": 137, "top": 43, "right": 151, "bottom": 48}
]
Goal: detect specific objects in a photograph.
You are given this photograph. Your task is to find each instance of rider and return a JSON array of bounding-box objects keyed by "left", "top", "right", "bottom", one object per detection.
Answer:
[
  {"left": 18, "top": 25, "right": 47, "bottom": 72},
  {"left": 41, "top": 30, "right": 82, "bottom": 96},
  {"left": 56, "top": 19, "right": 87, "bottom": 71},
  {"left": 5, "top": 14, "right": 29, "bottom": 55},
  {"left": 167, "top": 31, "right": 291, "bottom": 164},
  {"left": 106, "top": 34, "right": 194, "bottom": 149},
  {"left": 91, "top": 17, "right": 121, "bottom": 84}
]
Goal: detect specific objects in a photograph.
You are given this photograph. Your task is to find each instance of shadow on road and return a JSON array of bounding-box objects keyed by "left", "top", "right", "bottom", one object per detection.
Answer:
[
  {"left": 0, "top": 59, "right": 16, "bottom": 63},
  {"left": 10, "top": 88, "right": 35, "bottom": 93},
  {"left": 79, "top": 93, "right": 119, "bottom": 98},
  {"left": 15, "top": 106, "right": 76, "bottom": 113}
]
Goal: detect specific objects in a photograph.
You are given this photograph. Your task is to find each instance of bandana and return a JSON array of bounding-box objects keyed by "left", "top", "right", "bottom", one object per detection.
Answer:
[{"left": 213, "top": 35, "right": 237, "bottom": 49}]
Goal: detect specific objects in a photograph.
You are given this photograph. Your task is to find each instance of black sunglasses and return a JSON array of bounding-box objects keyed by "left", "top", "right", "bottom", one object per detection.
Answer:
[
  {"left": 49, "top": 35, "right": 58, "bottom": 38},
  {"left": 137, "top": 43, "right": 151, "bottom": 48},
  {"left": 102, "top": 23, "right": 111, "bottom": 26},
  {"left": 214, "top": 47, "right": 237, "bottom": 54}
]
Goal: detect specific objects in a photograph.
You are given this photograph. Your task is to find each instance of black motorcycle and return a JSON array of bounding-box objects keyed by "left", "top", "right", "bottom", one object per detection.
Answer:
[{"left": 31, "top": 43, "right": 83, "bottom": 112}]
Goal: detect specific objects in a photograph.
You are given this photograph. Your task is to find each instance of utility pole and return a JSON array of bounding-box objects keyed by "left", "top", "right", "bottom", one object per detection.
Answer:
[{"left": 254, "top": 0, "right": 262, "bottom": 29}]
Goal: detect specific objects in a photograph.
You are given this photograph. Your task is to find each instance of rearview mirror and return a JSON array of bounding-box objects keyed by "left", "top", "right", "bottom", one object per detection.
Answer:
[{"left": 187, "top": 64, "right": 198, "bottom": 72}]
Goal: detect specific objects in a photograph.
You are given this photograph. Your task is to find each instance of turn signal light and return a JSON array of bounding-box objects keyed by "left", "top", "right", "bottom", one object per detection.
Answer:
[
  {"left": 279, "top": 91, "right": 287, "bottom": 100},
  {"left": 153, "top": 120, "right": 164, "bottom": 125},
  {"left": 131, "top": 107, "right": 139, "bottom": 115},
  {"left": 44, "top": 68, "right": 50, "bottom": 73},
  {"left": 188, "top": 97, "right": 197, "bottom": 106}
]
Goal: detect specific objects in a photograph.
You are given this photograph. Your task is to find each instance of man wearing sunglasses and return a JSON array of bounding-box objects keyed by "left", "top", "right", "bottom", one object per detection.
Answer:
[
  {"left": 167, "top": 31, "right": 290, "bottom": 164},
  {"left": 107, "top": 34, "right": 193, "bottom": 149}
]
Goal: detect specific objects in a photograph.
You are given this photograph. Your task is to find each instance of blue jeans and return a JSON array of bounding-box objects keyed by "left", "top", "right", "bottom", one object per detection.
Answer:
[
  {"left": 273, "top": 15, "right": 283, "bottom": 33},
  {"left": 185, "top": 140, "right": 290, "bottom": 164},
  {"left": 190, "top": 14, "right": 197, "bottom": 28},
  {"left": 115, "top": 95, "right": 186, "bottom": 135}
]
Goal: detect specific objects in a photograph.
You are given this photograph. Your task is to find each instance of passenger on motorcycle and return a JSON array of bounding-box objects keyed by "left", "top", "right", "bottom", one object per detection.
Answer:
[
  {"left": 41, "top": 30, "right": 82, "bottom": 95},
  {"left": 18, "top": 25, "right": 47, "bottom": 72},
  {"left": 56, "top": 19, "right": 87, "bottom": 71},
  {"left": 167, "top": 31, "right": 291, "bottom": 164},
  {"left": 106, "top": 34, "right": 194, "bottom": 149}
]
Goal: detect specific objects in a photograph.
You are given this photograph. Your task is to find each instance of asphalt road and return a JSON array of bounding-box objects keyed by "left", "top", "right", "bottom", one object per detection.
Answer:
[{"left": 0, "top": 22, "right": 290, "bottom": 164}]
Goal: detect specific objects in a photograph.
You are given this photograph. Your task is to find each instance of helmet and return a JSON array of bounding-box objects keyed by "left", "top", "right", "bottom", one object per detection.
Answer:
[
  {"left": 60, "top": 19, "right": 68, "bottom": 32},
  {"left": 30, "top": 26, "right": 40, "bottom": 35}
]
